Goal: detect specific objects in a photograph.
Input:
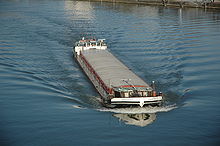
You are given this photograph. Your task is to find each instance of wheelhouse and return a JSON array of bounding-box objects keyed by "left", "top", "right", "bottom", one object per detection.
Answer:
[
  {"left": 75, "top": 38, "right": 107, "bottom": 48},
  {"left": 112, "top": 86, "right": 157, "bottom": 98}
]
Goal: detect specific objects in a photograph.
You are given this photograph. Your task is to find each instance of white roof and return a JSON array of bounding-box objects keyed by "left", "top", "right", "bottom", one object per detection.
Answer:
[{"left": 82, "top": 49, "right": 150, "bottom": 88}]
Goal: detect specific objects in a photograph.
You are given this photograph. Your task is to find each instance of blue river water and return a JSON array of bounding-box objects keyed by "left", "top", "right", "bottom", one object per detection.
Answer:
[{"left": 0, "top": 0, "right": 220, "bottom": 145}]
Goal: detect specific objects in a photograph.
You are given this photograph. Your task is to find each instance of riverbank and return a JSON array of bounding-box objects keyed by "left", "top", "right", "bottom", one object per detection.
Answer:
[{"left": 82, "top": 0, "right": 220, "bottom": 9}]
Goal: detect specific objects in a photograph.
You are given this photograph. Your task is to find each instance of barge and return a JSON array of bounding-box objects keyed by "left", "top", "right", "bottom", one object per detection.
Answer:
[{"left": 73, "top": 37, "right": 163, "bottom": 107}]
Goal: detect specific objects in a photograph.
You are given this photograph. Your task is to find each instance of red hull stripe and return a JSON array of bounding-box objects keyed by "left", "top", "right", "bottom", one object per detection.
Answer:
[
  {"left": 120, "top": 85, "right": 147, "bottom": 88},
  {"left": 80, "top": 54, "right": 112, "bottom": 94}
]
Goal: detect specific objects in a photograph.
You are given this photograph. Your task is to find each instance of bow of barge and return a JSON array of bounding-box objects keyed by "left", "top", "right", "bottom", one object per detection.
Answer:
[{"left": 73, "top": 37, "right": 163, "bottom": 107}]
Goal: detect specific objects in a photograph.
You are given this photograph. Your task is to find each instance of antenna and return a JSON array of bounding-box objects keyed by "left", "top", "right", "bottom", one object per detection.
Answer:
[{"left": 121, "top": 79, "right": 136, "bottom": 90}]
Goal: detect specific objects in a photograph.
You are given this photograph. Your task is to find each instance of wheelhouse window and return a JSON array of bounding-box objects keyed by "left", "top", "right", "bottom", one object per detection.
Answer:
[
  {"left": 124, "top": 92, "right": 129, "bottom": 98},
  {"left": 91, "top": 42, "right": 96, "bottom": 46},
  {"left": 138, "top": 91, "right": 143, "bottom": 97},
  {"left": 143, "top": 91, "right": 147, "bottom": 97},
  {"left": 115, "top": 91, "right": 121, "bottom": 97},
  {"left": 78, "top": 42, "right": 85, "bottom": 47}
]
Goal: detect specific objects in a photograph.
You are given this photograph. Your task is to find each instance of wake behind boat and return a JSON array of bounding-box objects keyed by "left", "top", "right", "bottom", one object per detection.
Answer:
[{"left": 73, "top": 37, "right": 163, "bottom": 107}]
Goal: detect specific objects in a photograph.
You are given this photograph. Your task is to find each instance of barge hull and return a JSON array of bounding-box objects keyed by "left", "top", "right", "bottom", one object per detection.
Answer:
[{"left": 73, "top": 38, "right": 163, "bottom": 107}]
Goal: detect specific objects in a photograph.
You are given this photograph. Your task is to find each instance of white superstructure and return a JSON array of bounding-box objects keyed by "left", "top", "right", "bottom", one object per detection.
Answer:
[{"left": 74, "top": 37, "right": 107, "bottom": 55}]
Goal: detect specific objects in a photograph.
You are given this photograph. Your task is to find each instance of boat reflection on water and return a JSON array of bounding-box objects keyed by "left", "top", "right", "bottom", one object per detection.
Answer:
[
  {"left": 113, "top": 113, "right": 156, "bottom": 127},
  {"left": 98, "top": 103, "right": 176, "bottom": 127}
]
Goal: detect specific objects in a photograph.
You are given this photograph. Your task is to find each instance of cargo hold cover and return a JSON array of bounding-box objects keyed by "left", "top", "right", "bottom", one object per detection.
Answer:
[{"left": 81, "top": 49, "right": 150, "bottom": 88}]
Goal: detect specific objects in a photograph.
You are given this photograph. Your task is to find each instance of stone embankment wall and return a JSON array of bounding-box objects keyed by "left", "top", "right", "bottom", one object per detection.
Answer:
[{"left": 84, "top": 0, "right": 220, "bottom": 9}]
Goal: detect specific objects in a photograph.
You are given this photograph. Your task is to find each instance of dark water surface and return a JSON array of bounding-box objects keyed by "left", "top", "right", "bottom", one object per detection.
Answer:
[{"left": 1, "top": 0, "right": 220, "bottom": 145}]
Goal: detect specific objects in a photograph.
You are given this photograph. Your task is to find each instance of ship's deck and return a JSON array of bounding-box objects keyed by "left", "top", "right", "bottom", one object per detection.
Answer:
[{"left": 81, "top": 49, "right": 150, "bottom": 89}]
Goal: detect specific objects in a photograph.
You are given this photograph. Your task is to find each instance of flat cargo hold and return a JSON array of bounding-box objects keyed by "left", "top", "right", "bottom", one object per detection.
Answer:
[
  {"left": 82, "top": 49, "right": 149, "bottom": 88},
  {"left": 73, "top": 38, "right": 163, "bottom": 107}
]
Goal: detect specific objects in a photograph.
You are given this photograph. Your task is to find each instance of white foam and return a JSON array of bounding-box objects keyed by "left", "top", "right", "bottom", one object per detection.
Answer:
[
  {"left": 97, "top": 104, "right": 177, "bottom": 114},
  {"left": 72, "top": 105, "right": 87, "bottom": 109}
]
